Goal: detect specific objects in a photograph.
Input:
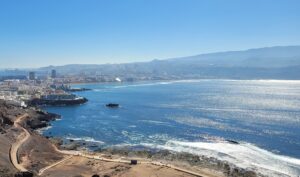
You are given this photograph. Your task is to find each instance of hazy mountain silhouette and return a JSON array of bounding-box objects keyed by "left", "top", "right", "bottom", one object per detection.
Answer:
[{"left": 36, "top": 45, "right": 300, "bottom": 79}]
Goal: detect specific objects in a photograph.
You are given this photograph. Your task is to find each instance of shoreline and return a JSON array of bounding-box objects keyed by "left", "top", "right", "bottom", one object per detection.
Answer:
[
  {"left": 0, "top": 101, "right": 228, "bottom": 177},
  {"left": 38, "top": 80, "right": 300, "bottom": 176},
  {"left": 38, "top": 81, "right": 300, "bottom": 177},
  {"left": 2, "top": 98, "right": 299, "bottom": 177},
  {"left": 38, "top": 112, "right": 262, "bottom": 177},
  {"left": 39, "top": 107, "right": 300, "bottom": 177}
]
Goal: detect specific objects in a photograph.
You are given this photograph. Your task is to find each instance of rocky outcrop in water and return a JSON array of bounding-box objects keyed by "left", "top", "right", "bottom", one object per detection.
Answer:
[
  {"left": 25, "top": 110, "right": 60, "bottom": 130},
  {"left": 28, "top": 97, "right": 88, "bottom": 106},
  {"left": 0, "top": 100, "right": 60, "bottom": 131}
]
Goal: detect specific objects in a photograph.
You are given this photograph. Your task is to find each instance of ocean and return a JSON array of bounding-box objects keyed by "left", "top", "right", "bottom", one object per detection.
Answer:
[{"left": 43, "top": 79, "right": 300, "bottom": 177}]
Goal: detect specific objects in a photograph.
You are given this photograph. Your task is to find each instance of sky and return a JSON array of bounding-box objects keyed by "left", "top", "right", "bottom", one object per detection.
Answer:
[{"left": 0, "top": 0, "right": 299, "bottom": 68}]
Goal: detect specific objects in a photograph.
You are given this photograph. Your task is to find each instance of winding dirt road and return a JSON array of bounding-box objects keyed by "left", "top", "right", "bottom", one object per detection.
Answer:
[{"left": 9, "top": 113, "right": 29, "bottom": 172}]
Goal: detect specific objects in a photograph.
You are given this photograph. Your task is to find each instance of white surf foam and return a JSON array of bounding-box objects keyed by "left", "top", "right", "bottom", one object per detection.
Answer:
[
  {"left": 139, "top": 120, "right": 170, "bottom": 125},
  {"left": 36, "top": 125, "right": 52, "bottom": 134},
  {"left": 143, "top": 140, "right": 300, "bottom": 177},
  {"left": 111, "top": 80, "right": 204, "bottom": 89},
  {"left": 65, "top": 136, "right": 104, "bottom": 144}
]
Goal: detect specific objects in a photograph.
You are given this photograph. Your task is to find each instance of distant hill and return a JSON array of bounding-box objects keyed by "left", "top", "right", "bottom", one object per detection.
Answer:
[
  {"left": 166, "top": 46, "right": 300, "bottom": 67},
  {"left": 36, "top": 45, "right": 300, "bottom": 80}
]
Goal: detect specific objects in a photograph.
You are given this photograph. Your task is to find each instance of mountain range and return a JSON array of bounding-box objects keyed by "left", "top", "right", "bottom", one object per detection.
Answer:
[
  {"left": 39, "top": 46, "right": 300, "bottom": 79},
  {"left": 2, "top": 46, "right": 300, "bottom": 80}
]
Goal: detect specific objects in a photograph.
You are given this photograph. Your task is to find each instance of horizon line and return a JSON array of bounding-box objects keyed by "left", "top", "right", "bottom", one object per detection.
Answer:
[{"left": 1, "top": 44, "right": 299, "bottom": 70}]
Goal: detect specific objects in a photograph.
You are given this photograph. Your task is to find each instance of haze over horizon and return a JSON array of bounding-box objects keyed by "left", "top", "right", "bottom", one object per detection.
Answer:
[
  {"left": 0, "top": 45, "right": 299, "bottom": 70},
  {"left": 1, "top": 0, "right": 300, "bottom": 68}
]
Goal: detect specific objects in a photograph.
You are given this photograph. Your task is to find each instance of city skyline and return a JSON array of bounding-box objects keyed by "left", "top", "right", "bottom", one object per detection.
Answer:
[{"left": 1, "top": 0, "right": 300, "bottom": 68}]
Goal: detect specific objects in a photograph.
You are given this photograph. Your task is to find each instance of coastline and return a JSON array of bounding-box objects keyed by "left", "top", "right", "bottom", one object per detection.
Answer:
[
  {"left": 39, "top": 81, "right": 297, "bottom": 176},
  {"left": 0, "top": 101, "right": 226, "bottom": 177},
  {"left": 0, "top": 100, "right": 262, "bottom": 177},
  {"left": 38, "top": 110, "right": 262, "bottom": 177}
]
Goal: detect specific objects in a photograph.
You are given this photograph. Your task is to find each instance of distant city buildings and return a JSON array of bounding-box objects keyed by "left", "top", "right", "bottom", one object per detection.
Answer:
[
  {"left": 0, "top": 75, "right": 83, "bottom": 107},
  {"left": 51, "top": 69, "right": 56, "bottom": 78},
  {"left": 29, "top": 72, "right": 36, "bottom": 80}
]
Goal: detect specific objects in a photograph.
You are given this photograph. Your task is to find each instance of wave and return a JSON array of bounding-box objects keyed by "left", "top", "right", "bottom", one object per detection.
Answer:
[
  {"left": 139, "top": 120, "right": 169, "bottom": 125},
  {"left": 111, "top": 80, "right": 204, "bottom": 89},
  {"left": 36, "top": 125, "right": 53, "bottom": 134},
  {"left": 65, "top": 136, "right": 105, "bottom": 144},
  {"left": 143, "top": 140, "right": 300, "bottom": 177}
]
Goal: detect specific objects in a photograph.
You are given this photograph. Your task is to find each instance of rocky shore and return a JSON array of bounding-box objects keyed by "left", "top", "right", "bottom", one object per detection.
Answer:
[
  {"left": 0, "top": 100, "right": 263, "bottom": 177},
  {"left": 95, "top": 147, "right": 260, "bottom": 177},
  {"left": 28, "top": 97, "right": 88, "bottom": 106}
]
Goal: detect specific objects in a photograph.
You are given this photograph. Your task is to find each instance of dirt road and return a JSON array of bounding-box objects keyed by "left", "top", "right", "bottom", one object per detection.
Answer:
[{"left": 9, "top": 113, "right": 29, "bottom": 172}]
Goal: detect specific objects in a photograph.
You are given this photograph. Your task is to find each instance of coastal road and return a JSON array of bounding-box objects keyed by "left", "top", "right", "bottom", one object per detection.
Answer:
[{"left": 9, "top": 113, "right": 30, "bottom": 172}]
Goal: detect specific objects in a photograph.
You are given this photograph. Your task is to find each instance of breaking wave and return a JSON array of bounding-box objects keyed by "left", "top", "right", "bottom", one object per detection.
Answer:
[
  {"left": 143, "top": 140, "right": 300, "bottom": 177},
  {"left": 36, "top": 126, "right": 53, "bottom": 134},
  {"left": 65, "top": 136, "right": 105, "bottom": 144}
]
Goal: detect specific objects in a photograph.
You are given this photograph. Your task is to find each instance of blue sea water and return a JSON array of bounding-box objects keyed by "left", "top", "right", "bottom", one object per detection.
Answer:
[{"left": 43, "top": 80, "right": 300, "bottom": 176}]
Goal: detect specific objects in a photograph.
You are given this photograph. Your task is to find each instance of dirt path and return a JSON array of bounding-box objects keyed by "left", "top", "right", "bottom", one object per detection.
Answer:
[
  {"left": 38, "top": 155, "right": 74, "bottom": 176},
  {"left": 9, "top": 113, "right": 29, "bottom": 172},
  {"left": 41, "top": 146, "right": 206, "bottom": 177}
]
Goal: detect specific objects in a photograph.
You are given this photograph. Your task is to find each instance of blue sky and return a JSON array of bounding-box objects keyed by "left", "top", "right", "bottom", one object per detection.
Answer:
[{"left": 0, "top": 0, "right": 299, "bottom": 68}]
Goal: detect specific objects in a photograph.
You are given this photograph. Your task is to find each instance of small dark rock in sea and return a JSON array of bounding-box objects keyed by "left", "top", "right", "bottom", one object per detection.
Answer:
[
  {"left": 106, "top": 103, "right": 119, "bottom": 108},
  {"left": 226, "top": 139, "right": 239, "bottom": 144}
]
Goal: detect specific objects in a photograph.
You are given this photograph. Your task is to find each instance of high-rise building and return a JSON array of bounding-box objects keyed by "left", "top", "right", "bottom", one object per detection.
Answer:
[
  {"left": 51, "top": 69, "right": 56, "bottom": 78},
  {"left": 29, "top": 72, "right": 35, "bottom": 80}
]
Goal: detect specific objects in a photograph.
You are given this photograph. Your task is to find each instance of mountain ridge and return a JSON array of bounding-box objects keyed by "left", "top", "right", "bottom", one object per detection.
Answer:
[{"left": 2, "top": 45, "right": 300, "bottom": 80}]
